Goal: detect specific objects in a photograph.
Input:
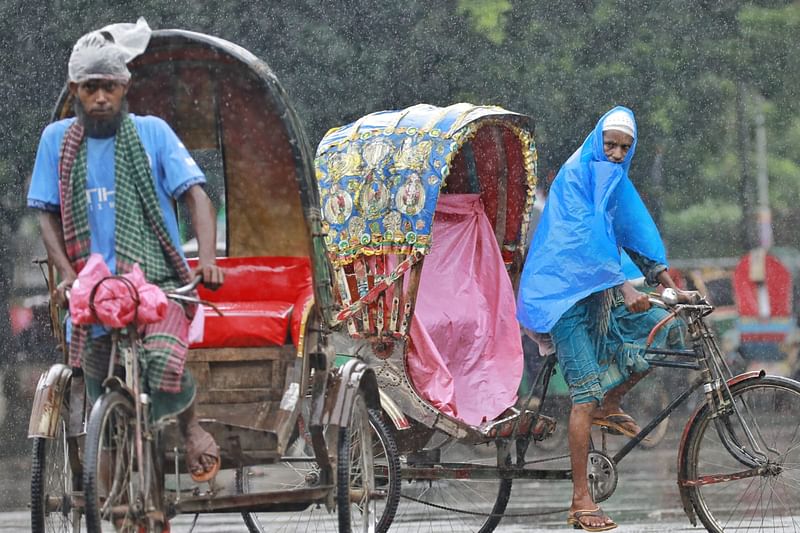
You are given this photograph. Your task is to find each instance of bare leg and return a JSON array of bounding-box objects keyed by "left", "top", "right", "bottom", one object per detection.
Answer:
[
  {"left": 569, "top": 401, "right": 614, "bottom": 529},
  {"left": 178, "top": 402, "right": 218, "bottom": 475},
  {"left": 594, "top": 370, "right": 652, "bottom": 433}
]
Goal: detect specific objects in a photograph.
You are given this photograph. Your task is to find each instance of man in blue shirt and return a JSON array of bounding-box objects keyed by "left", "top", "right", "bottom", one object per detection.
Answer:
[{"left": 28, "top": 19, "right": 224, "bottom": 493}]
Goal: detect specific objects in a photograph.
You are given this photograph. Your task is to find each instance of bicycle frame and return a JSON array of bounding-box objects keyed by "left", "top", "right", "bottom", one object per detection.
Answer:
[
  {"left": 518, "top": 298, "right": 773, "bottom": 477},
  {"left": 101, "top": 326, "right": 153, "bottom": 520},
  {"left": 388, "top": 296, "right": 778, "bottom": 498},
  {"left": 91, "top": 275, "right": 195, "bottom": 523}
]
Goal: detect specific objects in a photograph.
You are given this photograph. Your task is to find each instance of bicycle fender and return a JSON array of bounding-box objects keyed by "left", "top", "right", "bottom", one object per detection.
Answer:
[
  {"left": 317, "top": 358, "right": 380, "bottom": 428},
  {"left": 28, "top": 363, "right": 72, "bottom": 439},
  {"left": 676, "top": 370, "right": 765, "bottom": 525},
  {"left": 379, "top": 389, "right": 410, "bottom": 431}
]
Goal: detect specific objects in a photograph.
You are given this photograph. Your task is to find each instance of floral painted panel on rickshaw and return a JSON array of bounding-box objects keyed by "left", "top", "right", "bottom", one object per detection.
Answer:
[{"left": 316, "top": 103, "right": 532, "bottom": 266}]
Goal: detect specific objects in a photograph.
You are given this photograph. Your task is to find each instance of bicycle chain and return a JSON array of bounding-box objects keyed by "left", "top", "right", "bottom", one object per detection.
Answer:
[
  {"left": 400, "top": 493, "right": 570, "bottom": 517},
  {"left": 397, "top": 452, "right": 574, "bottom": 518},
  {"left": 520, "top": 453, "right": 571, "bottom": 464}
]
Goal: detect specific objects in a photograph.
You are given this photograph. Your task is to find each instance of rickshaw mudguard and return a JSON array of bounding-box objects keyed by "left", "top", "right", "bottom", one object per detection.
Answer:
[
  {"left": 302, "top": 358, "right": 379, "bottom": 495},
  {"left": 315, "top": 358, "right": 380, "bottom": 429},
  {"left": 676, "top": 370, "right": 765, "bottom": 526},
  {"left": 28, "top": 363, "right": 72, "bottom": 439},
  {"left": 379, "top": 389, "right": 410, "bottom": 431}
]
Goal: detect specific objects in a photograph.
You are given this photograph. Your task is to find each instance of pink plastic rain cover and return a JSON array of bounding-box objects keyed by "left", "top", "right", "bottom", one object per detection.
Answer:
[{"left": 407, "top": 194, "right": 523, "bottom": 426}]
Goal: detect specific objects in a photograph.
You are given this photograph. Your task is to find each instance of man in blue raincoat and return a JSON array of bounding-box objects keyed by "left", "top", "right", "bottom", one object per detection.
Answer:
[{"left": 518, "top": 107, "right": 695, "bottom": 531}]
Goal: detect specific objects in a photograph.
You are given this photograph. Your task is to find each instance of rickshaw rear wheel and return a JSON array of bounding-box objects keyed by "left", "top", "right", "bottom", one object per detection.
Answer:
[
  {"left": 393, "top": 436, "right": 512, "bottom": 533},
  {"left": 366, "top": 409, "right": 400, "bottom": 533},
  {"left": 337, "top": 391, "right": 379, "bottom": 533},
  {"left": 238, "top": 396, "right": 399, "bottom": 533}
]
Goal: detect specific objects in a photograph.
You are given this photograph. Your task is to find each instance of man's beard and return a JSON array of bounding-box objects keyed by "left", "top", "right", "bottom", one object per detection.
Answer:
[{"left": 73, "top": 98, "right": 127, "bottom": 138}]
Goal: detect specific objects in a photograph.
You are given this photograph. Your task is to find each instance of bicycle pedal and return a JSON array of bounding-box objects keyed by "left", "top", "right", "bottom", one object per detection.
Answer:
[
  {"left": 189, "top": 477, "right": 223, "bottom": 498},
  {"left": 532, "top": 414, "right": 557, "bottom": 441}
]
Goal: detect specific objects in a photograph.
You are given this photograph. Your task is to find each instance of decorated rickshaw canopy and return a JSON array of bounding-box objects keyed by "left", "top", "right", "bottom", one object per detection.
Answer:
[{"left": 315, "top": 103, "right": 537, "bottom": 266}]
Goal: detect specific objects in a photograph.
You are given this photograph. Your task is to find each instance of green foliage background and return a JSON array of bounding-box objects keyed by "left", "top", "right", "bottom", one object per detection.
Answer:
[{"left": 2, "top": 0, "right": 800, "bottom": 324}]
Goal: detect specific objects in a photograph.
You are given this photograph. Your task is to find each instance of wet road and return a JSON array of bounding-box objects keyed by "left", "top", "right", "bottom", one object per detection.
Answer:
[
  {"left": 0, "top": 510, "right": 698, "bottom": 532},
  {"left": 0, "top": 427, "right": 703, "bottom": 532}
]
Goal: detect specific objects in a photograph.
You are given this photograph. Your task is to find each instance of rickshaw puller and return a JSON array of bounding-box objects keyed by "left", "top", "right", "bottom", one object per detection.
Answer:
[
  {"left": 517, "top": 107, "right": 696, "bottom": 531},
  {"left": 27, "top": 19, "right": 223, "bottom": 487}
]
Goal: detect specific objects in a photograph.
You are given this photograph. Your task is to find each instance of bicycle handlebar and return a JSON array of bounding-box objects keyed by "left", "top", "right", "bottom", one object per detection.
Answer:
[
  {"left": 169, "top": 275, "right": 203, "bottom": 296},
  {"left": 166, "top": 275, "right": 223, "bottom": 316},
  {"left": 645, "top": 288, "right": 712, "bottom": 346},
  {"left": 63, "top": 275, "right": 201, "bottom": 304},
  {"left": 647, "top": 288, "right": 707, "bottom": 309}
]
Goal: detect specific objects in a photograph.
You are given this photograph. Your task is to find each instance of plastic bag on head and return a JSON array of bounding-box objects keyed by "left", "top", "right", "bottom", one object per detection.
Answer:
[{"left": 68, "top": 17, "right": 152, "bottom": 83}]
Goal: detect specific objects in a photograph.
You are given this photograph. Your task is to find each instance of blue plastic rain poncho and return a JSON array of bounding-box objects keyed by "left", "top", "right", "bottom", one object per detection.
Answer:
[{"left": 517, "top": 106, "right": 667, "bottom": 333}]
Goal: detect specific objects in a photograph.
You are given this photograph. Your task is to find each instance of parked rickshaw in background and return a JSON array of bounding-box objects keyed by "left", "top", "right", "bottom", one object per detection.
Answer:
[
  {"left": 732, "top": 250, "right": 798, "bottom": 372},
  {"left": 315, "top": 103, "right": 542, "bottom": 531},
  {"left": 28, "top": 29, "right": 387, "bottom": 533}
]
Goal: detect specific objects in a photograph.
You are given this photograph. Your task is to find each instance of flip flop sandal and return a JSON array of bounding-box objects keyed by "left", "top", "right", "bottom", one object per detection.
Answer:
[
  {"left": 592, "top": 412, "right": 649, "bottom": 441},
  {"left": 113, "top": 517, "right": 137, "bottom": 533},
  {"left": 566, "top": 507, "right": 618, "bottom": 531},
  {"left": 185, "top": 426, "right": 221, "bottom": 483}
]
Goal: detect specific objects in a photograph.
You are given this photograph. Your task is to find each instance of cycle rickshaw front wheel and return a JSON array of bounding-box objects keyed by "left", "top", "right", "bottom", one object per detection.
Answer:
[
  {"left": 83, "top": 390, "right": 163, "bottom": 533},
  {"left": 682, "top": 375, "right": 800, "bottom": 533}
]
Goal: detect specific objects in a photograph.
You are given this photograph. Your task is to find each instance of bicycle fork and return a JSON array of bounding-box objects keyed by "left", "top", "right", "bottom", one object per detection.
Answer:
[
  {"left": 115, "top": 329, "right": 154, "bottom": 519},
  {"left": 685, "top": 320, "right": 769, "bottom": 470}
]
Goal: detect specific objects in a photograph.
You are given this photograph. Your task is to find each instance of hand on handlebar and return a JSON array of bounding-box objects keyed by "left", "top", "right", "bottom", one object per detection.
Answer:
[
  {"left": 192, "top": 262, "right": 224, "bottom": 291},
  {"left": 54, "top": 274, "right": 77, "bottom": 308},
  {"left": 673, "top": 288, "right": 703, "bottom": 305},
  {"left": 621, "top": 281, "right": 651, "bottom": 313},
  {"left": 652, "top": 287, "right": 706, "bottom": 307}
]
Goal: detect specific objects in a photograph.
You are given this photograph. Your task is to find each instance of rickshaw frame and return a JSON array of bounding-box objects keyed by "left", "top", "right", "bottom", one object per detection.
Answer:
[
  {"left": 28, "top": 28, "right": 384, "bottom": 533},
  {"left": 316, "top": 103, "right": 800, "bottom": 533}
]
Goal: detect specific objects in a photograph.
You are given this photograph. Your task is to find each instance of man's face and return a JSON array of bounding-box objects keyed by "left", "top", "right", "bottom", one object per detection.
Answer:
[
  {"left": 69, "top": 79, "right": 128, "bottom": 121},
  {"left": 602, "top": 130, "right": 634, "bottom": 163}
]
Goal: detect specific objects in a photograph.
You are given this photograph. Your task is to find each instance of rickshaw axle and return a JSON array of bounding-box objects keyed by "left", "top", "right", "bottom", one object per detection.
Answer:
[{"left": 175, "top": 487, "right": 333, "bottom": 514}]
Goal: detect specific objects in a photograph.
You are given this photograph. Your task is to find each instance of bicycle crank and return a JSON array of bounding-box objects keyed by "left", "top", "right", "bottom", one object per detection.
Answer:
[{"left": 587, "top": 450, "right": 618, "bottom": 502}]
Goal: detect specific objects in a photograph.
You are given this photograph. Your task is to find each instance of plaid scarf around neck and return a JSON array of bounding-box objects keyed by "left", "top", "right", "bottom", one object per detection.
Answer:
[{"left": 59, "top": 115, "right": 193, "bottom": 373}]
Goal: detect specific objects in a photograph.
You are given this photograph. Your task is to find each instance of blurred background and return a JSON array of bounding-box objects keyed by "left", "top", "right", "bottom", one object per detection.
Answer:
[{"left": 2, "top": 0, "right": 800, "bottom": 513}]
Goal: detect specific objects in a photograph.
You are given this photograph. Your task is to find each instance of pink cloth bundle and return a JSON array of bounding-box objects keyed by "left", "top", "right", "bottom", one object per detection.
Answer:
[{"left": 69, "top": 253, "right": 168, "bottom": 327}]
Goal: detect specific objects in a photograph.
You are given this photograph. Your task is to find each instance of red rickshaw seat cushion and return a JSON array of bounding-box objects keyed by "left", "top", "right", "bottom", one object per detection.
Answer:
[{"left": 186, "top": 256, "right": 312, "bottom": 348}]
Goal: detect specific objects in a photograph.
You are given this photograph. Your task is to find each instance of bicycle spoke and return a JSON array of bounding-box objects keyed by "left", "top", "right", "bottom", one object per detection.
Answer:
[{"left": 685, "top": 377, "right": 800, "bottom": 532}]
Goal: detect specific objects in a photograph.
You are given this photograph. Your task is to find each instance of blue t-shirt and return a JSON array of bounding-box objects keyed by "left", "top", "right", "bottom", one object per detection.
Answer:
[{"left": 27, "top": 114, "right": 205, "bottom": 273}]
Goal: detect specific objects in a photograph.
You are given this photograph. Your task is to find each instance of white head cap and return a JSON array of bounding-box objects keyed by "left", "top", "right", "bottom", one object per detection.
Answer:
[
  {"left": 602, "top": 110, "right": 635, "bottom": 138},
  {"left": 68, "top": 17, "right": 152, "bottom": 83}
]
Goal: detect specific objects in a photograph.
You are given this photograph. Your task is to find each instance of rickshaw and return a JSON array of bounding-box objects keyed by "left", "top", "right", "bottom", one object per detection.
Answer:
[
  {"left": 316, "top": 104, "right": 800, "bottom": 533},
  {"left": 315, "top": 103, "right": 540, "bottom": 531},
  {"left": 28, "top": 29, "right": 388, "bottom": 533}
]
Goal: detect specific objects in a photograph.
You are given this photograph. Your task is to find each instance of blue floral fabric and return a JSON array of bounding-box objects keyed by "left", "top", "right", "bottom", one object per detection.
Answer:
[{"left": 315, "top": 104, "right": 536, "bottom": 266}]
